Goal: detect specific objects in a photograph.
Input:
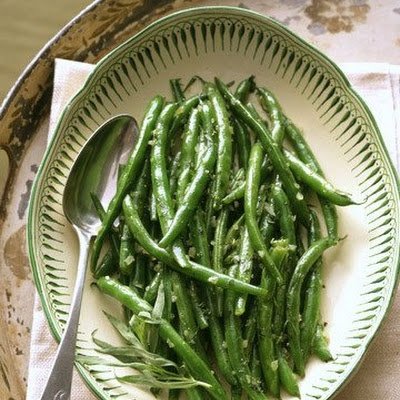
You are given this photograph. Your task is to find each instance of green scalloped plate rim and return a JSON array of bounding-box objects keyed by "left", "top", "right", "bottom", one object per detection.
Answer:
[{"left": 27, "top": 5, "right": 400, "bottom": 400}]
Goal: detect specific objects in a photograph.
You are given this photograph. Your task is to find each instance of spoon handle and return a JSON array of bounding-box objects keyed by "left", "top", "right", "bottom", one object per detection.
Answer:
[{"left": 40, "top": 230, "right": 91, "bottom": 400}]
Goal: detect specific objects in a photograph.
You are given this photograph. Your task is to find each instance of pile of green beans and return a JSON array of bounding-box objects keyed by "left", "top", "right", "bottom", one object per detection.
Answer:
[{"left": 91, "top": 76, "right": 359, "bottom": 399}]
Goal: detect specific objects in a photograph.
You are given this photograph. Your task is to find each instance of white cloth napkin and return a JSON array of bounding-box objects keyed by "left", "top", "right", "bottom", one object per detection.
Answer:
[{"left": 27, "top": 59, "right": 400, "bottom": 399}]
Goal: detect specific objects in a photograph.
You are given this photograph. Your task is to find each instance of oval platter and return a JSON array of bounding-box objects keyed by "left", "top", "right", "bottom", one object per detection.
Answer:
[{"left": 27, "top": 6, "right": 400, "bottom": 400}]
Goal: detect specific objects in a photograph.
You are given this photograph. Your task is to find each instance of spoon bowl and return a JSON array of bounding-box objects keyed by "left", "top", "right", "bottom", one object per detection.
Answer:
[
  {"left": 40, "top": 114, "right": 137, "bottom": 400},
  {"left": 63, "top": 115, "right": 137, "bottom": 234}
]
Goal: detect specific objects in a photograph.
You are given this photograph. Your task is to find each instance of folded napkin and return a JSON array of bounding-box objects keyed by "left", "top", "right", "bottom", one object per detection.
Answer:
[{"left": 27, "top": 59, "right": 400, "bottom": 399}]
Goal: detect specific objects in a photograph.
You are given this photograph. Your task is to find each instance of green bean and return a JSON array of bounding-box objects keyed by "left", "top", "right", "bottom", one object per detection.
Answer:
[
  {"left": 170, "top": 78, "right": 185, "bottom": 103},
  {"left": 301, "top": 210, "right": 323, "bottom": 361},
  {"left": 90, "top": 193, "right": 120, "bottom": 259},
  {"left": 284, "top": 149, "right": 361, "bottom": 206},
  {"left": 259, "top": 208, "right": 275, "bottom": 250},
  {"left": 170, "top": 95, "right": 201, "bottom": 136},
  {"left": 207, "top": 83, "right": 233, "bottom": 209},
  {"left": 271, "top": 181, "right": 296, "bottom": 338},
  {"left": 171, "top": 272, "right": 208, "bottom": 363},
  {"left": 285, "top": 122, "right": 338, "bottom": 239},
  {"left": 233, "top": 117, "right": 251, "bottom": 168},
  {"left": 143, "top": 270, "right": 162, "bottom": 304},
  {"left": 131, "top": 156, "right": 151, "bottom": 217},
  {"left": 190, "top": 210, "right": 212, "bottom": 268},
  {"left": 188, "top": 280, "right": 209, "bottom": 330},
  {"left": 250, "top": 346, "right": 263, "bottom": 391},
  {"left": 233, "top": 80, "right": 256, "bottom": 167},
  {"left": 258, "top": 241, "right": 288, "bottom": 397},
  {"left": 176, "top": 108, "right": 200, "bottom": 201},
  {"left": 97, "top": 276, "right": 227, "bottom": 400},
  {"left": 198, "top": 102, "right": 216, "bottom": 239},
  {"left": 222, "top": 158, "right": 272, "bottom": 205},
  {"left": 234, "top": 226, "right": 254, "bottom": 316},
  {"left": 91, "top": 95, "right": 164, "bottom": 271},
  {"left": 212, "top": 208, "right": 229, "bottom": 315},
  {"left": 235, "top": 75, "right": 255, "bottom": 101},
  {"left": 119, "top": 223, "right": 135, "bottom": 276},
  {"left": 272, "top": 181, "right": 296, "bottom": 245},
  {"left": 287, "top": 238, "right": 335, "bottom": 376},
  {"left": 243, "top": 304, "right": 258, "bottom": 361},
  {"left": 245, "top": 142, "right": 282, "bottom": 283},
  {"left": 169, "top": 151, "right": 182, "bottom": 199},
  {"left": 122, "top": 195, "right": 267, "bottom": 297},
  {"left": 278, "top": 351, "right": 300, "bottom": 398},
  {"left": 215, "top": 78, "right": 310, "bottom": 227},
  {"left": 224, "top": 214, "right": 244, "bottom": 256},
  {"left": 159, "top": 116, "right": 217, "bottom": 248},
  {"left": 212, "top": 208, "right": 229, "bottom": 274},
  {"left": 313, "top": 323, "right": 333, "bottom": 362},
  {"left": 150, "top": 191, "right": 158, "bottom": 221},
  {"left": 161, "top": 270, "right": 174, "bottom": 322},
  {"left": 130, "top": 253, "right": 147, "bottom": 296},
  {"left": 225, "top": 264, "right": 269, "bottom": 400},
  {"left": 257, "top": 87, "right": 285, "bottom": 145},
  {"left": 93, "top": 250, "right": 117, "bottom": 279}
]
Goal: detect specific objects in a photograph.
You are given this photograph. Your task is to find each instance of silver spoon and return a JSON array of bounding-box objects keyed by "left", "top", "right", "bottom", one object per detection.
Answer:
[{"left": 40, "top": 115, "right": 137, "bottom": 400}]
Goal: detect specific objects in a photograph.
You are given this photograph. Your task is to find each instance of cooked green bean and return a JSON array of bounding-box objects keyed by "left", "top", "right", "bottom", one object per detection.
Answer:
[
  {"left": 271, "top": 181, "right": 296, "bottom": 340},
  {"left": 235, "top": 75, "right": 255, "bottom": 101},
  {"left": 287, "top": 238, "right": 335, "bottom": 376},
  {"left": 285, "top": 121, "right": 338, "bottom": 239},
  {"left": 222, "top": 158, "right": 272, "bottom": 205},
  {"left": 224, "top": 214, "right": 244, "bottom": 256},
  {"left": 258, "top": 241, "right": 288, "bottom": 397},
  {"left": 170, "top": 78, "right": 185, "bottom": 103},
  {"left": 257, "top": 87, "right": 285, "bottom": 145},
  {"left": 225, "top": 264, "right": 269, "bottom": 400},
  {"left": 215, "top": 78, "right": 310, "bottom": 227},
  {"left": 278, "top": 351, "right": 300, "bottom": 397},
  {"left": 170, "top": 95, "right": 201, "bottom": 135},
  {"left": 188, "top": 281, "right": 209, "bottom": 330},
  {"left": 313, "top": 323, "right": 333, "bottom": 362},
  {"left": 171, "top": 272, "right": 208, "bottom": 363},
  {"left": 91, "top": 95, "right": 164, "bottom": 270},
  {"left": 90, "top": 192, "right": 120, "bottom": 259},
  {"left": 143, "top": 270, "right": 162, "bottom": 304},
  {"left": 233, "top": 117, "right": 251, "bottom": 168},
  {"left": 169, "top": 151, "right": 182, "bottom": 200},
  {"left": 284, "top": 149, "right": 362, "bottom": 206},
  {"left": 243, "top": 305, "right": 258, "bottom": 361},
  {"left": 245, "top": 142, "right": 282, "bottom": 283},
  {"left": 175, "top": 108, "right": 200, "bottom": 202},
  {"left": 301, "top": 210, "right": 323, "bottom": 361},
  {"left": 235, "top": 226, "right": 254, "bottom": 316},
  {"left": 190, "top": 210, "right": 212, "bottom": 268},
  {"left": 207, "top": 83, "right": 233, "bottom": 209},
  {"left": 212, "top": 208, "right": 229, "bottom": 316},
  {"left": 119, "top": 223, "right": 135, "bottom": 276},
  {"left": 93, "top": 250, "right": 117, "bottom": 279}
]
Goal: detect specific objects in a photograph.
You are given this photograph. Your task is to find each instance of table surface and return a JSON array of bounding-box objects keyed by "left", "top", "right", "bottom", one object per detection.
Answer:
[
  {"left": 0, "top": 0, "right": 399, "bottom": 101},
  {"left": 0, "top": 0, "right": 399, "bottom": 398}
]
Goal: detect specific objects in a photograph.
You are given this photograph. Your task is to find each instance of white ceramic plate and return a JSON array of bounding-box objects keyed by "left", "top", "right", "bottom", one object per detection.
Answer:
[{"left": 27, "top": 6, "right": 400, "bottom": 400}]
